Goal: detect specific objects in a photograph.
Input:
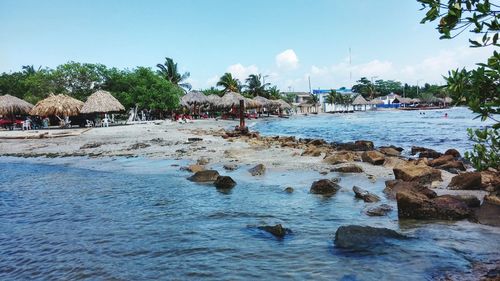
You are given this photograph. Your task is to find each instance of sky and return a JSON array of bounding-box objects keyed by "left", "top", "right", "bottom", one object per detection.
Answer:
[{"left": 0, "top": 0, "right": 495, "bottom": 91}]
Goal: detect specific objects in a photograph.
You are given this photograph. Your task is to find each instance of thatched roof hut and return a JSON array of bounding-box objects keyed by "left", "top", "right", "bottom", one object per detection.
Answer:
[
  {"left": 30, "top": 94, "right": 84, "bottom": 117},
  {"left": 219, "top": 92, "right": 248, "bottom": 108},
  {"left": 369, "top": 99, "right": 384, "bottom": 105},
  {"left": 181, "top": 91, "right": 209, "bottom": 107},
  {"left": 253, "top": 96, "right": 272, "bottom": 107},
  {"left": 80, "top": 90, "right": 125, "bottom": 114},
  {"left": 204, "top": 94, "right": 222, "bottom": 110},
  {"left": 0, "top": 94, "right": 34, "bottom": 115},
  {"left": 352, "top": 95, "right": 370, "bottom": 105},
  {"left": 273, "top": 99, "right": 292, "bottom": 109}
]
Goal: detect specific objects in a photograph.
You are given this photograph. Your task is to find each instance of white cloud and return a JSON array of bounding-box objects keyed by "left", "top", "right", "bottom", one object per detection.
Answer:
[
  {"left": 226, "top": 63, "right": 258, "bottom": 81},
  {"left": 276, "top": 49, "right": 299, "bottom": 70},
  {"left": 205, "top": 75, "right": 219, "bottom": 87}
]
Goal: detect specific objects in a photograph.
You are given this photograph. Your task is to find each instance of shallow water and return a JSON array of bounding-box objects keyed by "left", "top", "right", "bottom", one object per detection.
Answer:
[
  {"left": 1, "top": 157, "right": 499, "bottom": 280},
  {"left": 252, "top": 107, "right": 493, "bottom": 155}
]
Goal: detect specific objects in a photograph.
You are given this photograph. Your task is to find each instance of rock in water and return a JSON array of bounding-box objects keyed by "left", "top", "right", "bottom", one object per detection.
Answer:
[
  {"left": 248, "top": 164, "right": 266, "bottom": 176},
  {"left": 353, "top": 186, "right": 381, "bottom": 202},
  {"left": 187, "top": 170, "right": 220, "bottom": 182},
  {"left": 361, "top": 151, "right": 385, "bottom": 165},
  {"left": 444, "top": 148, "right": 461, "bottom": 158},
  {"left": 379, "top": 147, "right": 401, "bottom": 156},
  {"left": 284, "top": 187, "right": 294, "bottom": 193},
  {"left": 334, "top": 225, "right": 406, "bottom": 249},
  {"left": 384, "top": 179, "right": 437, "bottom": 199},
  {"left": 214, "top": 176, "right": 236, "bottom": 189},
  {"left": 396, "top": 189, "right": 471, "bottom": 220},
  {"left": 331, "top": 164, "right": 364, "bottom": 173},
  {"left": 448, "top": 172, "right": 482, "bottom": 190},
  {"left": 393, "top": 162, "right": 442, "bottom": 185},
  {"left": 186, "top": 164, "right": 205, "bottom": 173},
  {"left": 223, "top": 164, "right": 238, "bottom": 171},
  {"left": 473, "top": 199, "right": 500, "bottom": 227},
  {"left": 323, "top": 152, "right": 356, "bottom": 165},
  {"left": 310, "top": 179, "right": 341, "bottom": 195},
  {"left": 366, "top": 204, "right": 393, "bottom": 216},
  {"left": 258, "top": 224, "right": 290, "bottom": 238}
]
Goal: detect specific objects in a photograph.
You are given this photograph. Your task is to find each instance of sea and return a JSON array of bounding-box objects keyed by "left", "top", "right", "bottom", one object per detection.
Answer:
[{"left": 1, "top": 107, "right": 498, "bottom": 280}]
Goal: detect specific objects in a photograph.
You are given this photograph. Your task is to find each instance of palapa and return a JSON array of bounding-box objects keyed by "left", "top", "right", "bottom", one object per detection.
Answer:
[
  {"left": 30, "top": 94, "right": 84, "bottom": 117},
  {"left": 219, "top": 92, "right": 248, "bottom": 108},
  {"left": 273, "top": 99, "right": 292, "bottom": 109},
  {"left": 352, "top": 95, "right": 370, "bottom": 105},
  {"left": 80, "top": 90, "right": 125, "bottom": 114},
  {"left": 0, "top": 94, "right": 34, "bottom": 115},
  {"left": 253, "top": 96, "right": 272, "bottom": 107},
  {"left": 369, "top": 99, "right": 384, "bottom": 105},
  {"left": 181, "top": 91, "right": 209, "bottom": 107}
]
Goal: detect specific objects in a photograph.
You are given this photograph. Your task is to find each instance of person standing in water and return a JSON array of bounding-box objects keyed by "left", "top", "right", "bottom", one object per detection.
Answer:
[{"left": 444, "top": 113, "right": 448, "bottom": 118}]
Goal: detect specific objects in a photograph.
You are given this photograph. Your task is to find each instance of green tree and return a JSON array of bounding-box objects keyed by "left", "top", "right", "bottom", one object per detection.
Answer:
[
  {"left": 268, "top": 85, "right": 281, "bottom": 100},
  {"left": 352, "top": 77, "right": 377, "bottom": 99},
  {"left": 324, "top": 90, "right": 337, "bottom": 111},
  {"left": 156, "top": 57, "right": 191, "bottom": 92},
  {"left": 51, "top": 62, "right": 109, "bottom": 100},
  {"left": 419, "top": 0, "right": 499, "bottom": 170},
  {"left": 216, "top": 73, "right": 241, "bottom": 93},
  {"left": 245, "top": 74, "right": 270, "bottom": 97},
  {"left": 202, "top": 87, "right": 223, "bottom": 97}
]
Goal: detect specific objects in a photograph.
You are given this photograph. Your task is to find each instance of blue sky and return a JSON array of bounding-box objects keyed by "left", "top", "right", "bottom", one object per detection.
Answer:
[{"left": 0, "top": 0, "right": 493, "bottom": 91}]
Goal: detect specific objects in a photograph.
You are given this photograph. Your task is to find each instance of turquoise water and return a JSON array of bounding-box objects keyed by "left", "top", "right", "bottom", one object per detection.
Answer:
[
  {"left": 252, "top": 107, "right": 494, "bottom": 155},
  {"left": 1, "top": 157, "right": 499, "bottom": 280}
]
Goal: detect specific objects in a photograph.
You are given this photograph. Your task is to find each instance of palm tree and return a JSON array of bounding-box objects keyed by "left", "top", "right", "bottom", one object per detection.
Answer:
[
  {"left": 325, "top": 90, "right": 337, "bottom": 112},
  {"left": 245, "top": 74, "right": 270, "bottom": 97},
  {"left": 156, "top": 57, "right": 191, "bottom": 92},
  {"left": 308, "top": 93, "right": 320, "bottom": 113},
  {"left": 217, "top": 73, "right": 241, "bottom": 93},
  {"left": 22, "top": 65, "right": 41, "bottom": 76},
  {"left": 268, "top": 86, "right": 281, "bottom": 100}
]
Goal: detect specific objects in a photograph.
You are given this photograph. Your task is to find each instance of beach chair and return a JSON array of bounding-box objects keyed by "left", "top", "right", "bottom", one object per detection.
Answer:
[
  {"left": 85, "top": 120, "right": 94, "bottom": 128},
  {"left": 22, "top": 120, "right": 31, "bottom": 130}
]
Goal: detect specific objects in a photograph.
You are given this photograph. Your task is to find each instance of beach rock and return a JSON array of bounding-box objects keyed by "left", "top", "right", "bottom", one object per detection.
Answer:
[
  {"left": 310, "top": 179, "right": 341, "bottom": 195},
  {"left": 393, "top": 162, "right": 442, "bottom": 185},
  {"left": 361, "top": 151, "right": 385, "bottom": 165},
  {"left": 308, "top": 139, "right": 326, "bottom": 146},
  {"left": 301, "top": 146, "right": 323, "bottom": 157},
  {"left": 384, "top": 180, "right": 437, "bottom": 199},
  {"left": 128, "top": 142, "right": 151, "bottom": 150},
  {"left": 187, "top": 170, "right": 220, "bottom": 182},
  {"left": 380, "top": 145, "right": 404, "bottom": 152},
  {"left": 214, "top": 176, "right": 236, "bottom": 189},
  {"left": 448, "top": 172, "right": 482, "bottom": 190},
  {"left": 444, "top": 148, "right": 461, "bottom": 158},
  {"left": 436, "top": 160, "right": 466, "bottom": 173},
  {"left": 353, "top": 186, "right": 381, "bottom": 202},
  {"left": 411, "top": 146, "right": 428, "bottom": 155},
  {"left": 323, "top": 152, "right": 356, "bottom": 165},
  {"left": 284, "top": 187, "right": 294, "bottom": 193},
  {"left": 442, "top": 194, "right": 481, "bottom": 208},
  {"left": 419, "top": 149, "right": 442, "bottom": 159},
  {"left": 248, "top": 164, "right": 266, "bottom": 176},
  {"left": 473, "top": 199, "right": 500, "bottom": 227},
  {"left": 331, "top": 164, "right": 364, "bottom": 173},
  {"left": 428, "top": 155, "right": 455, "bottom": 167},
  {"left": 396, "top": 189, "right": 471, "bottom": 220},
  {"left": 223, "top": 164, "right": 238, "bottom": 171},
  {"left": 336, "top": 140, "right": 374, "bottom": 151},
  {"left": 379, "top": 147, "right": 401, "bottom": 156},
  {"left": 258, "top": 224, "right": 290, "bottom": 238},
  {"left": 197, "top": 157, "right": 210, "bottom": 165},
  {"left": 186, "top": 164, "right": 205, "bottom": 173},
  {"left": 383, "top": 157, "right": 408, "bottom": 168},
  {"left": 366, "top": 204, "right": 393, "bottom": 216},
  {"left": 80, "top": 142, "right": 103, "bottom": 149},
  {"left": 188, "top": 137, "right": 203, "bottom": 142},
  {"left": 481, "top": 170, "right": 500, "bottom": 191},
  {"left": 334, "top": 225, "right": 406, "bottom": 249}
]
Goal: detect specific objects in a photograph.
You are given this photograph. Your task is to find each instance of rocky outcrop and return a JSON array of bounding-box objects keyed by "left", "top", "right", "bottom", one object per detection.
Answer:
[
  {"left": 396, "top": 189, "right": 471, "bottom": 220},
  {"left": 379, "top": 147, "right": 401, "bottom": 156},
  {"left": 366, "top": 204, "right": 393, "bottom": 216},
  {"left": 214, "top": 176, "right": 236, "bottom": 189},
  {"left": 448, "top": 172, "right": 482, "bottom": 190},
  {"left": 185, "top": 164, "right": 205, "bottom": 173},
  {"left": 301, "top": 146, "right": 323, "bottom": 157},
  {"left": 411, "top": 146, "right": 442, "bottom": 159},
  {"left": 428, "top": 155, "right": 466, "bottom": 173},
  {"left": 335, "top": 140, "right": 374, "bottom": 151},
  {"left": 444, "top": 148, "right": 461, "bottom": 158},
  {"left": 258, "top": 224, "right": 291, "bottom": 238},
  {"left": 473, "top": 197, "right": 500, "bottom": 227},
  {"left": 384, "top": 180, "right": 437, "bottom": 199},
  {"left": 284, "top": 187, "right": 294, "bottom": 193},
  {"left": 223, "top": 163, "right": 238, "bottom": 171},
  {"left": 480, "top": 169, "right": 500, "bottom": 192},
  {"left": 428, "top": 155, "right": 454, "bottom": 167},
  {"left": 310, "top": 179, "right": 341, "bottom": 195},
  {"left": 442, "top": 194, "right": 481, "bottom": 208},
  {"left": 393, "top": 162, "right": 442, "bottom": 185},
  {"left": 187, "top": 170, "right": 220, "bottom": 182},
  {"left": 323, "top": 152, "right": 356, "bottom": 165},
  {"left": 353, "top": 186, "right": 380, "bottom": 202},
  {"left": 334, "top": 225, "right": 406, "bottom": 249},
  {"left": 361, "top": 151, "right": 385, "bottom": 165},
  {"left": 248, "top": 164, "right": 266, "bottom": 176},
  {"left": 331, "top": 164, "right": 364, "bottom": 173}
]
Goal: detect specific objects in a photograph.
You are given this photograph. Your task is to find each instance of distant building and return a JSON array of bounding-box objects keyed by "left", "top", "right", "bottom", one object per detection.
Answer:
[
  {"left": 281, "top": 92, "right": 319, "bottom": 114},
  {"left": 312, "top": 88, "right": 355, "bottom": 112}
]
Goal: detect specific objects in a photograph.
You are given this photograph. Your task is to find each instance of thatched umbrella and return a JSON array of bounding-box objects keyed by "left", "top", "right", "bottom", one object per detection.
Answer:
[
  {"left": 274, "top": 99, "right": 292, "bottom": 109},
  {"left": 245, "top": 97, "right": 261, "bottom": 109},
  {"left": 369, "top": 99, "right": 384, "bottom": 105},
  {"left": 352, "top": 95, "right": 370, "bottom": 105},
  {"left": 253, "top": 96, "right": 272, "bottom": 108},
  {"left": 80, "top": 90, "right": 125, "bottom": 114},
  {"left": 219, "top": 92, "right": 248, "bottom": 108},
  {"left": 30, "top": 94, "right": 84, "bottom": 117},
  {"left": 0, "top": 94, "right": 34, "bottom": 115},
  {"left": 180, "top": 91, "right": 209, "bottom": 107}
]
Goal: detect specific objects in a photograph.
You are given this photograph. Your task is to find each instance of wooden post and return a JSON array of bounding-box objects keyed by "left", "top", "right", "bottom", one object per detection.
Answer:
[{"left": 239, "top": 99, "right": 245, "bottom": 129}]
